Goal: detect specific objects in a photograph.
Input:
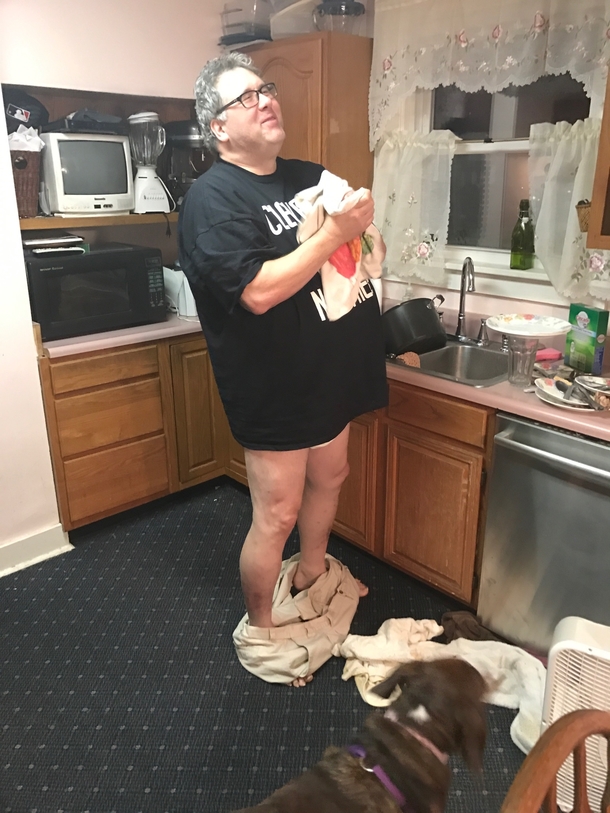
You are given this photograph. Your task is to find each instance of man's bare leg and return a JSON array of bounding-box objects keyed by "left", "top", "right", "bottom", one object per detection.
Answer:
[
  {"left": 294, "top": 425, "right": 368, "bottom": 597},
  {"left": 240, "top": 431, "right": 366, "bottom": 686},
  {"left": 240, "top": 446, "right": 309, "bottom": 629},
  {"left": 291, "top": 425, "right": 349, "bottom": 591}
]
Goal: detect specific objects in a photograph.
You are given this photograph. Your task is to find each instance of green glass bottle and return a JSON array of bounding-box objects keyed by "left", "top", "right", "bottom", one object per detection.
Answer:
[{"left": 510, "top": 199, "right": 535, "bottom": 270}]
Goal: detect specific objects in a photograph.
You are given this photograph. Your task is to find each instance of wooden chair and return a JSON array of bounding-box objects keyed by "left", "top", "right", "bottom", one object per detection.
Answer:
[{"left": 500, "top": 710, "right": 610, "bottom": 813}]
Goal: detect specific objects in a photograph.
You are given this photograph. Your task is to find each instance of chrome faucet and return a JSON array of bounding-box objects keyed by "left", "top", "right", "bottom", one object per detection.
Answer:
[{"left": 456, "top": 256, "right": 475, "bottom": 341}]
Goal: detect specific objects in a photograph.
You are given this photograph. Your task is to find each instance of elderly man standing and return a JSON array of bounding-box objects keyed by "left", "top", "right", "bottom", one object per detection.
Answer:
[{"left": 178, "top": 53, "right": 388, "bottom": 683}]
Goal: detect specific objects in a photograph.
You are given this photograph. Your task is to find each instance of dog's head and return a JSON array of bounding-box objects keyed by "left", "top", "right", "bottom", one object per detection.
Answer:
[{"left": 371, "top": 658, "right": 488, "bottom": 772}]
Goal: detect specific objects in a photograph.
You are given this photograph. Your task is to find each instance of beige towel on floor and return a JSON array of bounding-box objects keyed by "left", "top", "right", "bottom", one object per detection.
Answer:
[
  {"left": 233, "top": 553, "right": 360, "bottom": 684},
  {"left": 339, "top": 621, "right": 546, "bottom": 754}
]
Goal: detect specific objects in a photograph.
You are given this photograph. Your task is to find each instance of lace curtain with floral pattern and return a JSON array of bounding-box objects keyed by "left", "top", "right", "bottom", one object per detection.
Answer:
[
  {"left": 370, "top": 0, "right": 610, "bottom": 149},
  {"left": 529, "top": 119, "right": 610, "bottom": 300},
  {"left": 372, "top": 130, "right": 458, "bottom": 284}
]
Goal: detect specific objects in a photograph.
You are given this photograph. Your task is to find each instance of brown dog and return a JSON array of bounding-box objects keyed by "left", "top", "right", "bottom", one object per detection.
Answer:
[{"left": 232, "top": 658, "right": 488, "bottom": 813}]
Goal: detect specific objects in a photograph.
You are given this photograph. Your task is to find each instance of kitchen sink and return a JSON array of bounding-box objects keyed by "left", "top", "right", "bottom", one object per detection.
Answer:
[{"left": 390, "top": 340, "right": 509, "bottom": 388}]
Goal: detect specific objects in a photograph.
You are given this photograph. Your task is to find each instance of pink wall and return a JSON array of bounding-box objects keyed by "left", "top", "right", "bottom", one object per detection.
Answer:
[
  {"left": 0, "top": 0, "right": 226, "bottom": 98},
  {"left": 0, "top": 101, "right": 65, "bottom": 556},
  {"left": 0, "top": 0, "right": 226, "bottom": 567}
]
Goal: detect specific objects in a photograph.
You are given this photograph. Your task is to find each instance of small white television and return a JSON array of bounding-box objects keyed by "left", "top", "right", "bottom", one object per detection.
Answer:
[{"left": 40, "top": 132, "right": 134, "bottom": 216}]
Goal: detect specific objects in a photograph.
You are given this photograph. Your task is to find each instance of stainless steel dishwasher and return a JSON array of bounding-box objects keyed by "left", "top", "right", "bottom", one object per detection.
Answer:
[{"left": 478, "top": 413, "right": 610, "bottom": 652}]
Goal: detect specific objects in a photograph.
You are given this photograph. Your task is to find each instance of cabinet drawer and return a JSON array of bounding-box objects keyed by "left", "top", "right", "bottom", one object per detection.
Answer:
[
  {"left": 50, "top": 345, "right": 159, "bottom": 395},
  {"left": 388, "top": 382, "right": 490, "bottom": 449},
  {"left": 55, "top": 379, "right": 164, "bottom": 457},
  {"left": 64, "top": 435, "right": 169, "bottom": 524}
]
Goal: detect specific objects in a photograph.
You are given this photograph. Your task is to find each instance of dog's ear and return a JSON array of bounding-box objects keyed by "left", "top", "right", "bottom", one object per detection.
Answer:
[
  {"left": 455, "top": 699, "right": 487, "bottom": 772},
  {"left": 371, "top": 664, "right": 413, "bottom": 699}
]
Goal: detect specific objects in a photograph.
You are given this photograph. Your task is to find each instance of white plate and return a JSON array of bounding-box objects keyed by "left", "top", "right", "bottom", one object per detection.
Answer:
[
  {"left": 534, "top": 377, "right": 571, "bottom": 402},
  {"left": 486, "top": 313, "right": 572, "bottom": 337},
  {"left": 574, "top": 375, "right": 610, "bottom": 394},
  {"left": 534, "top": 377, "right": 593, "bottom": 407},
  {"left": 535, "top": 388, "right": 592, "bottom": 411}
]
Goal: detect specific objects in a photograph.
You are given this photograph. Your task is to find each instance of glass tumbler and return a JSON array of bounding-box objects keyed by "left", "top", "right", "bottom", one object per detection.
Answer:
[{"left": 507, "top": 335, "right": 539, "bottom": 387}]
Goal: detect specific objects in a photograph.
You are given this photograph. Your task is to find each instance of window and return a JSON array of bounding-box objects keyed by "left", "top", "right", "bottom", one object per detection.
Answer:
[{"left": 434, "top": 75, "right": 590, "bottom": 252}]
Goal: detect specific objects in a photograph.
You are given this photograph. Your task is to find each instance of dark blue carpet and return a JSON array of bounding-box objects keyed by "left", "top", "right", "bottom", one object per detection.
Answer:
[{"left": 0, "top": 477, "right": 524, "bottom": 812}]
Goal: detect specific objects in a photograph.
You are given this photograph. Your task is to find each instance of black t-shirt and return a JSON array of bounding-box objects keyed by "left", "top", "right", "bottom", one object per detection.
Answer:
[{"left": 178, "top": 156, "right": 388, "bottom": 451}]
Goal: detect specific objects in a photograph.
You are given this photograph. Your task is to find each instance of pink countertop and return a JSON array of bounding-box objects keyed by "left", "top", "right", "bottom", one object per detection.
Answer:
[
  {"left": 43, "top": 316, "right": 610, "bottom": 445},
  {"left": 386, "top": 362, "right": 610, "bottom": 444},
  {"left": 43, "top": 313, "right": 202, "bottom": 358}
]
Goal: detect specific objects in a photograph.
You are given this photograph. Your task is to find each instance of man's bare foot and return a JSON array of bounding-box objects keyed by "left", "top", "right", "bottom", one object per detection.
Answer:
[
  {"left": 291, "top": 564, "right": 327, "bottom": 593},
  {"left": 355, "top": 578, "right": 369, "bottom": 597},
  {"left": 290, "top": 675, "right": 314, "bottom": 688},
  {"left": 292, "top": 567, "right": 369, "bottom": 598}
]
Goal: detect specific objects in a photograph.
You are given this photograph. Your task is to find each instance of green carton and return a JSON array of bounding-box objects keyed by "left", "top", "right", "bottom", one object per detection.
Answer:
[{"left": 564, "top": 304, "right": 609, "bottom": 374}]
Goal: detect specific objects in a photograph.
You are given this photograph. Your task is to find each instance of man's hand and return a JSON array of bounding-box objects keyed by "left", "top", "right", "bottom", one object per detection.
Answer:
[
  {"left": 240, "top": 191, "right": 376, "bottom": 315},
  {"left": 320, "top": 190, "right": 375, "bottom": 248}
]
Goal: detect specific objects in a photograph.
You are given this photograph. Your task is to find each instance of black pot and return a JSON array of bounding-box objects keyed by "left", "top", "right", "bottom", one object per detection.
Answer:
[{"left": 382, "top": 295, "right": 447, "bottom": 355}]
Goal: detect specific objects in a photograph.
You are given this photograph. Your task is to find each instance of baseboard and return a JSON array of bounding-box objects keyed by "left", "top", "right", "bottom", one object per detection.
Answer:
[{"left": 0, "top": 523, "right": 73, "bottom": 577}]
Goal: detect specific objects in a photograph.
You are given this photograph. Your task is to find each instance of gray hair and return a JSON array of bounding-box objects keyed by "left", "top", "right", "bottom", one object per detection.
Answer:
[{"left": 194, "top": 53, "right": 262, "bottom": 154}]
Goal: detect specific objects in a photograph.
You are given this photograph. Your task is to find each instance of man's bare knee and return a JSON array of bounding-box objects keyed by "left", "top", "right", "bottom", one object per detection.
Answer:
[
  {"left": 252, "top": 496, "right": 301, "bottom": 540},
  {"left": 306, "top": 459, "right": 349, "bottom": 494}
]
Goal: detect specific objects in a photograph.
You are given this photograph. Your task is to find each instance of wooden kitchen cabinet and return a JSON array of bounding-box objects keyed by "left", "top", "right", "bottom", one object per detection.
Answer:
[
  {"left": 382, "top": 381, "right": 495, "bottom": 604},
  {"left": 39, "top": 333, "right": 236, "bottom": 530},
  {"left": 226, "top": 435, "right": 248, "bottom": 486},
  {"left": 167, "top": 336, "right": 226, "bottom": 487},
  {"left": 333, "top": 411, "right": 383, "bottom": 554},
  {"left": 38, "top": 322, "right": 496, "bottom": 605},
  {"left": 39, "top": 343, "right": 171, "bottom": 529},
  {"left": 245, "top": 32, "right": 373, "bottom": 191}
]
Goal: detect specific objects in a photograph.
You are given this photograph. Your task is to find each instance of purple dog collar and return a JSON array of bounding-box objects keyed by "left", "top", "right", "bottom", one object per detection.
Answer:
[{"left": 347, "top": 744, "right": 408, "bottom": 811}]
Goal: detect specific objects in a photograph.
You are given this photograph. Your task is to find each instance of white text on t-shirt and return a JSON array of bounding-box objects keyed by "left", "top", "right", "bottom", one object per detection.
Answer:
[
  {"left": 261, "top": 199, "right": 304, "bottom": 235},
  {"left": 310, "top": 279, "right": 376, "bottom": 322}
]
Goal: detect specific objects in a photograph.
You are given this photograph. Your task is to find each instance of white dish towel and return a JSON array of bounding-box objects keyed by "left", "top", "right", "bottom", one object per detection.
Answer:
[
  {"left": 339, "top": 618, "right": 547, "bottom": 755},
  {"left": 295, "top": 170, "right": 384, "bottom": 322}
]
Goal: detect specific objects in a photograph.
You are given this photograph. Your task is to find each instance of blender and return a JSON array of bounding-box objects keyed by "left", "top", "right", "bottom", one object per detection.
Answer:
[
  {"left": 157, "top": 120, "right": 214, "bottom": 210},
  {"left": 128, "top": 112, "right": 172, "bottom": 214}
]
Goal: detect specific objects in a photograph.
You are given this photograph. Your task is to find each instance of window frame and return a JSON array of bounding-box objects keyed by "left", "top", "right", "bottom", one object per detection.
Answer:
[{"left": 396, "top": 88, "right": 572, "bottom": 306}]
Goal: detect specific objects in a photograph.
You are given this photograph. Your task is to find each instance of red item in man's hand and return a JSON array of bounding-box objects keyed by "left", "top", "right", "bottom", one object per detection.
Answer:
[{"left": 329, "top": 241, "right": 356, "bottom": 278}]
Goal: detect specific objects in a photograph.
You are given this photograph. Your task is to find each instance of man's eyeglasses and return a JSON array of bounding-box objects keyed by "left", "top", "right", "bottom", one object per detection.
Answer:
[{"left": 215, "top": 82, "right": 278, "bottom": 116}]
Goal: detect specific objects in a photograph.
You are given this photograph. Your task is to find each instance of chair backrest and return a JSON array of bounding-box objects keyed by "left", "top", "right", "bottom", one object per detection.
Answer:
[{"left": 500, "top": 709, "right": 610, "bottom": 813}]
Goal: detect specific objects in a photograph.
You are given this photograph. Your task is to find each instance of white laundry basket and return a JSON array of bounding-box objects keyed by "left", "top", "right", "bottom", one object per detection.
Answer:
[{"left": 542, "top": 616, "right": 610, "bottom": 812}]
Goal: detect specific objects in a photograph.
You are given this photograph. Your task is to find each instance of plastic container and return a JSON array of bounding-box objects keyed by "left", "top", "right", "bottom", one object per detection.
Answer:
[
  {"left": 270, "top": 0, "right": 317, "bottom": 38},
  {"left": 312, "top": 0, "right": 365, "bottom": 33},
  {"left": 221, "top": 0, "right": 271, "bottom": 39},
  {"left": 269, "top": 0, "right": 300, "bottom": 11}
]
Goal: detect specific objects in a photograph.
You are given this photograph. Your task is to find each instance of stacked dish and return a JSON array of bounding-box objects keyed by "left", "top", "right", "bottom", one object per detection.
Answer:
[
  {"left": 534, "top": 376, "right": 610, "bottom": 411},
  {"left": 486, "top": 314, "right": 571, "bottom": 337}
]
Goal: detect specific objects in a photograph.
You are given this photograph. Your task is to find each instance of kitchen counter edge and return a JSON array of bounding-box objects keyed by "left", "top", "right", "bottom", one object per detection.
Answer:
[
  {"left": 43, "top": 314, "right": 203, "bottom": 358},
  {"left": 43, "top": 319, "right": 610, "bottom": 445},
  {"left": 386, "top": 362, "right": 610, "bottom": 444}
]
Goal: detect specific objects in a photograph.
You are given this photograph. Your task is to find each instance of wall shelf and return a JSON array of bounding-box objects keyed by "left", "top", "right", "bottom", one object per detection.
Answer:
[{"left": 20, "top": 213, "right": 179, "bottom": 231}]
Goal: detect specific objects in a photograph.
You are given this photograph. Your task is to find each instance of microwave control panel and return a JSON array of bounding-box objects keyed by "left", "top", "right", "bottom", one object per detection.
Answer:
[{"left": 147, "top": 268, "right": 165, "bottom": 309}]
